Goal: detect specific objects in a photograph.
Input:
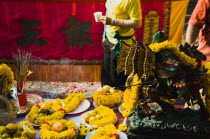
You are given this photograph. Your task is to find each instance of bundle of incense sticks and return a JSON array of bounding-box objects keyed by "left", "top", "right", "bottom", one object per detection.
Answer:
[{"left": 13, "top": 49, "right": 32, "bottom": 95}]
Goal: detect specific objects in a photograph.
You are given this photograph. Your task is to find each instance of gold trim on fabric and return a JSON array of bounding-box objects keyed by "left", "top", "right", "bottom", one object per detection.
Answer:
[{"left": 164, "top": 1, "right": 171, "bottom": 38}]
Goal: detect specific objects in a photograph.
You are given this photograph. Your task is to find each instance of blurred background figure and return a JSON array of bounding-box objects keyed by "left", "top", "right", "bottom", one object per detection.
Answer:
[
  {"left": 100, "top": 0, "right": 142, "bottom": 90},
  {"left": 186, "top": 0, "right": 210, "bottom": 62}
]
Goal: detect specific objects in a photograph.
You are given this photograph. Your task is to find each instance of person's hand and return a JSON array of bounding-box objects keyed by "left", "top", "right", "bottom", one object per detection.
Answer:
[
  {"left": 100, "top": 16, "right": 112, "bottom": 25},
  {"left": 102, "top": 37, "right": 105, "bottom": 45}
]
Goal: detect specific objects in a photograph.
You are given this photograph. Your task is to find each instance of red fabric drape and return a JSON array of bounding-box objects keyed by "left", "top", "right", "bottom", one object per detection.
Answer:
[
  {"left": 0, "top": 1, "right": 105, "bottom": 60},
  {"left": 135, "top": 2, "right": 165, "bottom": 43},
  {"left": 0, "top": 1, "right": 165, "bottom": 60}
]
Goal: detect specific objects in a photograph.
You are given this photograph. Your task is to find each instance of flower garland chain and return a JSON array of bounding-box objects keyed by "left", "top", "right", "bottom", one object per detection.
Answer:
[
  {"left": 149, "top": 40, "right": 199, "bottom": 69},
  {"left": 79, "top": 124, "right": 98, "bottom": 136},
  {"left": 0, "top": 64, "right": 14, "bottom": 94},
  {"left": 84, "top": 105, "right": 117, "bottom": 127},
  {"left": 52, "top": 93, "right": 86, "bottom": 113},
  {"left": 90, "top": 124, "right": 119, "bottom": 139},
  {"left": 0, "top": 121, "right": 36, "bottom": 139},
  {"left": 149, "top": 40, "right": 210, "bottom": 114},
  {"left": 121, "top": 74, "right": 142, "bottom": 118},
  {"left": 28, "top": 101, "right": 65, "bottom": 125},
  {"left": 93, "top": 87, "right": 122, "bottom": 108},
  {"left": 40, "top": 119, "right": 76, "bottom": 139}
]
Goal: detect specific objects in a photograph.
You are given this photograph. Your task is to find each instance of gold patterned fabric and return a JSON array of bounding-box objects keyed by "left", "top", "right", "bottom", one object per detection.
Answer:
[
  {"left": 117, "top": 40, "right": 155, "bottom": 80},
  {"left": 117, "top": 42, "right": 131, "bottom": 75}
]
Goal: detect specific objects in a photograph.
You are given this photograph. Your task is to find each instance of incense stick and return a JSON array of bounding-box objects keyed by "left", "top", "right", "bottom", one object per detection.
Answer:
[{"left": 13, "top": 49, "right": 31, "bottom": 94}]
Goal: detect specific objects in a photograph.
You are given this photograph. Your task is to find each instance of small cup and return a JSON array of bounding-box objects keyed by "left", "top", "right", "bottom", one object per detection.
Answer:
[{"left": 94, "top": 12, "right": 102, "bottom": 22}]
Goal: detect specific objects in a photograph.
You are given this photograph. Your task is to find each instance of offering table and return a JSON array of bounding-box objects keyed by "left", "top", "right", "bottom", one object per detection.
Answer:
[{"left": 11, "top": 98, "right": 124, "bottom": 139}]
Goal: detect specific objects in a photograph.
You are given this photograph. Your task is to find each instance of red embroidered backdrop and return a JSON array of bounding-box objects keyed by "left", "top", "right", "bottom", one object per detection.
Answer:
[{"left": 0, "top": 1, "right": 165, "bottom": 61}]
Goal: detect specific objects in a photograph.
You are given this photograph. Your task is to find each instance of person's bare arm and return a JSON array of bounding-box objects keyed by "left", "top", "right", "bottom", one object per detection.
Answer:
[
  {"left": 185, "top": 24, "right": 200, "bottom": 44},
  {"left": 100, "top": 16, "right": 142, "bottom": 29}
]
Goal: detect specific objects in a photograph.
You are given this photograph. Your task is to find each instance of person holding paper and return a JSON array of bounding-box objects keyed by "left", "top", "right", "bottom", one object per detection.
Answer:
[{"left": 99, "top": 0, "right": 142, "bottom": 90}]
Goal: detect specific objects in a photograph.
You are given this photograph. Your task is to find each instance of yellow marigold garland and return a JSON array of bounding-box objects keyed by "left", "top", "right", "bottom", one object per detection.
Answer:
[
  {"left": 93, "top": 87, "right": 122, "bottom": 108},
  {"left": 149, "top": 40, "right": 199, "bottom": 69},
  {"left": 27, "top": 101, "right": 65, "bottom": 125},
  {"left": 90, "top": 124, "right": 119, "bottom": 139},
  {"left": 0, "top": 121, "right": 36, "bottom": 139},
  {"left": 0, "top": 63, "right": 14, "bottom": 93},
  {"left": 40, "top": 119, "right": 77, "bottom": 139},
  {"left": 79, "top": 124, "right": 98, "bottom": 137},
  {"left": 52, "top": 93, "right": 86, "bottom": 113},
  {"left": 84, "top": 105, "right": 117, "bottom": 127},
  {"left": 18, "top": 121, "right": 36, "bottom": 139},
  {"left": 118, "top": 123, "right": 128, "bottom": 132},
  {"left": 121, "top": 74, "right": 142, "bottom": 118}
]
